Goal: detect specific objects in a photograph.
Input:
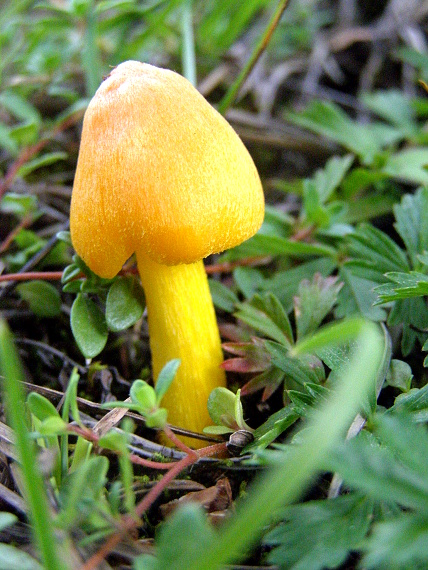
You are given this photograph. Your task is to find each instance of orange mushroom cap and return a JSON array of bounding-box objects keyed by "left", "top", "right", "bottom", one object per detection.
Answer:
[{"left": 70, "top": 60, "right": 264, "bottom": 278}]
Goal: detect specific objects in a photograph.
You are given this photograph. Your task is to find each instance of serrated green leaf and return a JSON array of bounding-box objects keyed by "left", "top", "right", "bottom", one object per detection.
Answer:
[
  {"left": 363, "top": 512, "right": 428, "bottom": 570},
  {"left": 154, "top": 504, "right": 215, "bottom": 569},
  {"left": 235, "top": 294, "right": 292, "bottom": 347},
  {"left": 346, "top": 223, "right": 409, "bottom": 273},
  {"left": 154, "top": 359, "right": 180, "bottom": 404},
  {"left": 311, "top": 154, "right": 354, "bottom": 203},
  {"left": 208, "top": 279, "right": 238, "bottom": 312},
  {"left": 247, "top": 405, "right": 299, "bottom": 450},
  {"left": 335, "top": 265, "right": 387, "bottom": 321},
  {"left": 266, "top": 341, "right": 323, "bottom": 387},
  {"left": 233, "top": 267, "right": 266, "bottom": 299},
  {"left": 294, "top": 274, "right": 342, "bottom": 338},
  {"left": 374, "top": 271, "right": 428, "bottom": 303},
  {"left": 362, "top": 90, "right": 417, "bottom": 136},
  {"left": 387, "top": 297, "right": 428, "bottom": 356},
  {"left": 389, "top": 383, "right": 428, "bottom": 421},
  {"left": 263, "top": 257, "right": 338, "bottom": 312},
  {"left": 105, "top": 276, "right": 145, "bottom": 332},
  {"left": 383, "top": 148, "right": 428, "bottom": 186},
  {"left": 70, "top": 294, "right": 108, "bottom": 358},
  {"left": 328, "top": 415, "right": 428, "bottom": 512},
  {"left": 16, "top": 281, "right": 61, "bottom": 318},
  {"left": 265, "top": 493, "right": 373, "bottom": 570},
  {"left": 233, "top": 232, "right": 337, "bottom": 259},
  {"left": 287, "top": 100, "right": 401, "bottom": 163},
  {"left": 393, "top": 187, "right": 428, "bottom": 268}
]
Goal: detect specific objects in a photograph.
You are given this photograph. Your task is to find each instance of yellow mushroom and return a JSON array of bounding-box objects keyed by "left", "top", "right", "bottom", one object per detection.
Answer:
[{"left": 70, "top": 61, "right": 264, "bottom": 447}]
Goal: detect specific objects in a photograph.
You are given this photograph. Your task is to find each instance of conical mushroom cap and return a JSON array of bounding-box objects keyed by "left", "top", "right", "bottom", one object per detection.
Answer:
[{"left": 70, "top": 61, "right": 264, "bottom": 278}]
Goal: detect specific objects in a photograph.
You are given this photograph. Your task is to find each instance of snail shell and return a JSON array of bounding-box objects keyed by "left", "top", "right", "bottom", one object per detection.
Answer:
[{"left": 226, "top": 429, "right": 254, "bottom": 456}]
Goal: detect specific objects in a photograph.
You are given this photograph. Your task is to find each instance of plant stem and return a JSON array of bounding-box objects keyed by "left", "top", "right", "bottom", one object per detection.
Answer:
[
  {"left": 217, "top": 0, "right": 290, "bottom": 115},
  {"left": 181, "top": 0, "right": 197, "bottom": 86}
]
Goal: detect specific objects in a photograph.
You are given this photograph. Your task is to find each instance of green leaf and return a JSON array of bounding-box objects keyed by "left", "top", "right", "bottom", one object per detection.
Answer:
[
  {"left": 17, "top": 151, "right": 67, "bottom": 178},
  {"left": 383, "top": 148, "right": 428, "bottom": 186},
  {"left": 0, "top": 90, "right": 42, "bottom": 124},
  {"left": 387, "top": 297, "right": 428, "bottom": 356},
  {"left": 70, "top": 294, "right": 108, "bottom": 358},
  {"left": 16, "top": 281, "right": 61, "bottom": 318},
  {"left": 389, "top": 383, "right": 428, "bottom": 422},
  {"left": 266, "top": 342, "right": 324, "bottom": 387},
  {"left": 265, "top": 493, "right": 373, "bottom": 570},
  {"left": 232, "top": 232, "right": 336, "bottom": 259},
  {"left": 0, "top": 512, "right": 17, "bottom": 532},
  {"left": 235, "top": 293, "right": 292, "bottom": 347},
  {"left": 57, "top": 455, "right": 109, "bottom": 529},
  {"left": 346, "top": 223, "right": 409, "bottom": 274},
  {"left": 393, "top": 187, "right": 428, "bottom": 269},
  {"left": 130, "top": 380, "right": 157, "bottom": 411},
  {"left": 27, "top": 392, "right": 61, "bottom": 422},
  {"left": 208, "top": 279, "right": 238, "bottom": 312},
  {"left": 0, "top": 123, "right": 18, "bottom": 154},
  {"left": 154, "top": 359, "right": 180, "bottom": 404},
  {"left": 328, "top": 414, "right": 428, "bottom": 512},
  {"left": 0, "top": 321, "right": 66, "bottom": 570},
  {"left": 36, "top": 416, "right": 68, "bottom": 436},
  {"left": 263, "top": 257, "right": 338, "bottom": 312},
  {"left": 0, "top": 544, "right": 44, "bottom": 570},
  {"left": 0, "top": 192, "right": 38, "bottom": 217},
  {"left": 98, "top": 430, "right": 129, "bottom": 454},
  {"left": 362, "top": 90, "right": 417, "bottom": 136},
  {"left": 207, "top": 387, "right": 237, "bottom": 430},
  {"left": 105, "top": 276, "right": 145, "bottom": 332},
  {"left": 335, "top": 265, "right": 387, "bottom": 321},
  {"left": 151, "top": 504, "right": 215, "bottom": 570},
  {"left": 294, "top": 274, "right": 342, "bottom": 338},
  {"left": 233, "top": 267, "right": 266, "bottom": 299},
  {"left": 247, "top": 405, "right": 299, "bottom": 450},
  {"left": 311, "top": 153, "right": 354, "bottom": 203},
  {"left": 374, "top": 271, "right": 428, "bottom": 303},
  {"left": 145, "top": 408, "right": 168, "bottom": 429},
  {"left": 363, "top": 512, "right": 428, "bottom": 569},
  {"left": 287, "top": 100, "right": 401, "bottom": 164}
]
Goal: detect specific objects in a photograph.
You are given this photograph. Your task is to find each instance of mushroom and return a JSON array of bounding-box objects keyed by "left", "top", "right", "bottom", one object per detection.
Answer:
[{"left": 70, "top": 61, "right": 264, "bottom": 447}]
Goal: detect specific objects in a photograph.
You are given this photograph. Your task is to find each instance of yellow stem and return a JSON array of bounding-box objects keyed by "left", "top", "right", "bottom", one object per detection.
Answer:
[{"left": 136, "top": 251, "right": 226, "bottom": 448}]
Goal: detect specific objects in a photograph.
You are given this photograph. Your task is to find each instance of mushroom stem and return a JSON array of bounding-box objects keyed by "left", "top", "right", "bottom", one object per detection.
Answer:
[{"left": 136, "top": 251, "right": 226, "bottom": 448}]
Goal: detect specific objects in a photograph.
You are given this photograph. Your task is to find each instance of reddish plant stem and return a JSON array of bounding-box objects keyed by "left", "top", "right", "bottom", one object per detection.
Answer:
[
  {"left": 0, "top": 271, "right": 64, "bottom": 283},
  {"left": 0, "top": 214, "right": 34, "bottom": 254},
  {"left": 0, "top": 256, "right": 270, "bottom": 284},
  {"left": 205, "top": 255, "right": 271, "bottom": 274}
]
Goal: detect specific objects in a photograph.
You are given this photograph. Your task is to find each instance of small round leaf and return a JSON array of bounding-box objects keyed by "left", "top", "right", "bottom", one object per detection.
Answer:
[
  {"left": 106, "top": 276, "right": 145, "bottom": 332},
  {"left": 70, "top": 294, "right": 108, "bottom": 358},
  {"left": 17, "top": 280, "right": 61, "bottom": 317}
]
